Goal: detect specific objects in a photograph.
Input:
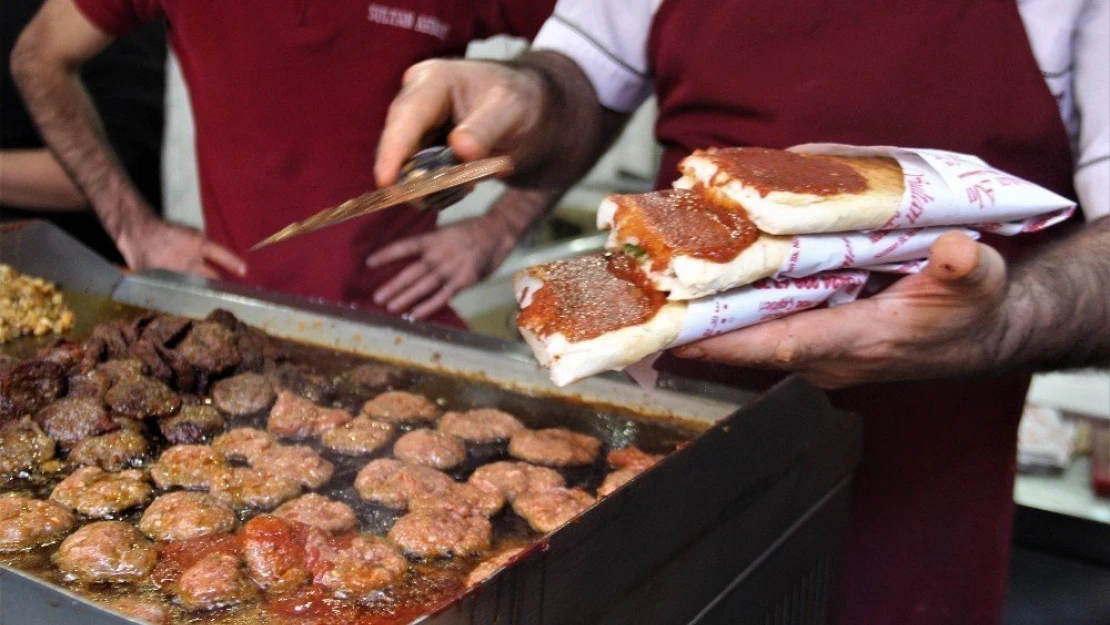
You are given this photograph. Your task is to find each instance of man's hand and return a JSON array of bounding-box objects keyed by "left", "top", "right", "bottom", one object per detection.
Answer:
[
  {"left": 673, "top": 232, "right": 1012, "bottom": 388},
  {"left": 118, "top": 217, "right": 246, "bottom": 280}
]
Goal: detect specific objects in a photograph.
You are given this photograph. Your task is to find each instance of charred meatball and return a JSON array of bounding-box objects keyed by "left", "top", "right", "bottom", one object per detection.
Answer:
[
  {"left": 512, "top": 487, "right": 595, "bottom": 534},
  {"left": 66, "top": 370, "right": 112, "bottom": 400},
  {"left": 466, "top": 547, "right": 526, "bottom": 587},
  {"left": 150, "top": 445, "right": 228, "bottom": 490},
  {"left": 105, "top": 377, "right": 181, "bottom": 419},
  {"left": 50, "top": 466, "right": 153, "bottom": 518},
  {"left": 268, "top": 363, "right": 335, "bottom": 405},
  {"left": 211, "top": 372, "right": 275, "bottom": 415},
  {"left": 208, "top": 467, "right": 301, "bottom": 511},
  {"left": 267, "top": 390, "right": 352, "bottom": 439},
  {"left": 139, "top": 492, "right": 238, "bottom": 542},
  {"left": 0, "top": 495, "right": 75, "bottom": 551},
  {"left": 0, "top": 417, "right": 55, "bottom": 476},
  {"left": 34, "top": 397, "right": 117, "bottom": 447},
  {"left": 353, "top": 458, "right": 454, "bottom": 510},
  {"left": 438, "top": 408, "right": 525, "bottom": 443},
  {"left": 467, "top": 461, "right": 565, "bottom": 502},
  {"left": 392, "top": 429, "right": 466, "bottom": 470},
  {"left": 388, "top": 509, "right": 491, "bottom": 559},
  {"left": 68, "top": 428, "right": 148, "bottom": 471},
  {"left": 159, "top": 404, "right": 225, "bottom": 445},
  {"left": 177, "top": 321, "right": 241, "bottom": 375},
  {"left": 240, "top": 515, "right": 311, "bottom": 592},
  {"left": 54, "top": 521, "right": 158, "bottom": 583},
  {"left": 175, "top": 551, "right": 260, "bottom": 612},
  {"left": 305, "top": 531, "right": 408, "bottom": 599},
  {"left": 508, "top": 428, "right": 601, "bottom": 467},
  {"left": 211, "top": 428, "right": 275, "bottom": 464},
  {"left": 275, "top": 494, "right": 358, "bottom": 534},
  {"left": 410, "top": 482, "right": 504, "bottom": 518},
  {"left": 361, "top": 391, "right": 438, "bottom": 424},
  {"left": 95, "top": 359, "right": 149, "bottom": 384},
  {"left": 251, "top": 445, "right": 334, "bottom": 490},
  {"left": 320, "top": 417, "right": 394, "bottom": 456},
  {"left": 0, "top": 360, "right": 66, "bottom": 419}
]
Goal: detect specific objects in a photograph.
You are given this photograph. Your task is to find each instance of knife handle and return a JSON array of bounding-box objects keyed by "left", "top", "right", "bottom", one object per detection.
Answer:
[{"left": 400, "top": 146, "right": 470, "bottom": 212}]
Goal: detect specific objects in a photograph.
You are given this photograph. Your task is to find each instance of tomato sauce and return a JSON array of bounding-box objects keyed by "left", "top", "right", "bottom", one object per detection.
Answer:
[
  {"left": 612, "top": 189, "right": 760, "bottom": 265},
  {"left": 700, "top": 147, "right": 867, "bottom": 197}
]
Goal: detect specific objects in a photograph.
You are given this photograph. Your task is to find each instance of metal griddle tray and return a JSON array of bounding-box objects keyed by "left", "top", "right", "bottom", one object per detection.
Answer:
[{"left": 0, "top": 221, "right": 861, "bottom": 625}]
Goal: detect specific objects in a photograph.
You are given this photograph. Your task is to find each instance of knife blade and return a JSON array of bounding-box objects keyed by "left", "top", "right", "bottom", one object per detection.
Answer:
[{"left": 250, "top": 150, "right": 514, "bottom": 251}]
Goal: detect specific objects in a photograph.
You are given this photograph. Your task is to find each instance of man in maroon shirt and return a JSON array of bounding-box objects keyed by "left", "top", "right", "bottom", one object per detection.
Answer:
[{"left": 12, "top": 0, "right": 556, "bottom": 324}]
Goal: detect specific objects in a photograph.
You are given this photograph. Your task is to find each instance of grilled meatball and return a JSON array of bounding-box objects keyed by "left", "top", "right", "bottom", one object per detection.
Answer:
[
  {"left": 139, "top": 492, "right": 238, "bottom": 542},
  {"left": 268, "top": 363, "right": 335, "bottom": 404},
  {"left": 392, "top": 429, "right": 466, "bottom": 470},
  {"left": 0, "top": 360, "right": 66, "bottom": 419},
  {"left": 177, "top": 322, "right": 241, "bottom": 375},
  {"left": 208, "top": 467, "right": 301, "bottom": 511},
  {"left": 69, "top": 428, "right": 148, "bottom": 471},
  {"left": 0, "top": 496, "right": 75, "bottom": 551},
  {"left": 211, "top": 372, "right": 275, "bottom": 415},
  {"left": 467, "top": 461, "right": 565, "bottom": 502},
  {"left": 267, "top": 390, "right": 352, "bottom": 439},
  {"left": 607, "top": 446, "right": 663, "bottom": 471},
  {"left": 354, "top": 458, "right": 454, "bottom": 510},
  {"left": 211, "top": 428, "right": 274, "bottom": 464},
  {"left": 54, "top": 521, "right": 158, "bottom": 584},
  {"left": 252, "top": 445, "right": 334, "bottom": 490},
  {"left": 438, "top": 408, "right": 525, "bottom": 443},
  {"left": 95, "top": 358, "right": 149, "bottom": 384},
  {"left": 320, "top": 416, "right": 394, "bottom": 456},
  {"left": 305, "top": 531, "right": 408, "bottom": 598},
  {"left": 128, "top": 337, "right": 175, "bottom": 383},
  {"left": 50, "top": 466, "right": 153, "bottom": 518},
  {"left": 361, "top": 391, "right": 438, "bottom": 424},
  {"left": 333, "top": 364, "right": 411, "bottom": 406},
  {"left": 105, "top": 377, "right": 181, "bottom": 419},
  {"left": 410, "top": 482, "right": 504, "bottom": 518},
  {"left": 512, "top": 488, "right": 595, "bottom": 534},
  {"left": 150, "top": 445, "right": 228, "bottom": 490},
  {"left": 139, "top": 314, "right": 192, "bottom": 346},
  {"left": 105, "top": 597, "right": 169, "bottom": 625},
  {"left": 66, "top": 370, "right": 112, "bottom": 400},
  {"left": 175, "top": 551, "right": 260, "bottom": 612},
  {"left": 240, "top": 515, "right": 311, "bottom": 593},
  {"left": 466, "top": 547, "right": 525, "bottom": 587},
  {"left": 275, "top": 494, "right": 358, "bottom": 534},
  {"left": 36, "top": 341, "right": 86, "bottom": 373},
  {"left": 0, "top": 417, "right": 56, "bottom": 476},
  {"left": 388, "top": 509, "right": 491, "bottom": 559},
  {"left": 597, "top": 467, "right": 642, "bottom": 497},
  {"left": 90, "top": 323, "right": 131, "bottom": 359},
  {"left": 508, "top": 428, "right": 601, "bottom": 467},
  {"left": 159, "top": 405, "right": 225, "bottom": 445},
  {"left": 34, "top": 397, "right": 117, "bottom": 447}
]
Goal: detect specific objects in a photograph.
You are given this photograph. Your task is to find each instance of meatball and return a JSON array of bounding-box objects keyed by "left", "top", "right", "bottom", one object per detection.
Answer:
[
  {"left": 607, "top": 446, "right": 663, "bottom": 471},
  {"left": 468, "top": 461, "right": 565, "bottom": 502},
  {"left": 466, "top": 547, "right": 526, "bottom": 587},
  {"left": 175, "top": 551, "right": 260, "bottom": 612},
  {"left": 268, "top": 363, "right": 335, "bottom": 404},
  {"left": 392, "top": 429, "right": 466, "bottom": 470},
  {"left": 251, "top": 445, "right": 334, "bottom": 490},
  {"left": 68, "top": 428, "right": 148, "bottom": 471},
  {"left": 512, "top": 488, "right": 595, "bottom": 534},
  {"left": 0, "top": 496, "right": 75, "bottom": 551},
  {"left": 105, "top": 597, "right": 169, "bottom": 625},
  {"left": 208, "top": 467, "right": 301, "bottom": 511},
  {"left": 138, "top": 314, "right": 192, "bottom": 346},
  {"left": 54, "top": 521, "right": 158, "bottom": 583},
  {"left": 159, "top": 404, "right": 225, "bottom": 445},
  {"left": 50, "top": 466, "right": 153, "bottom": 518},
  {"left": 139, "top": 492, "right": 238, "bottom": 542},
  {"left": 320, "top": 417, "right": 394, "bottom": 456},
  {"left": 0, "top": 360, "right": 66, "bottom": 419},
  {"left": 361, "top": 391, "right": 438, "bottom": 424},
  {"left": 410, "top": 482, "right": 504, "bottom": 518},
  {"left": 95, "top": 358, "right": 148, "bottom": 384},
  {"left": 211, "top": 372, "right": 275, "bottom": 415},
  {"left": 340, "top": 363, "right": 410, "bottom": 393},
  {"left": 105, "top": 377, "right": 181, "bottom": 419},
  {"left": 150, "top": 445, "right": 228, "bottom": 490},
  {"left": 275, "top": 494, "right": 358, "bottom": 534},
  {"left": 305, "top": 531, "right": 408, "bottom": 599},
  {"left": 353, "top": 458, "right": 454, "bottom": 510},
  {"left": 66, "top": 370, "right": 112, "bottom": 400},
  {"left": 177, "top": 321, "right": 241, "bottom": 374},
  {"left": 508, "top": 428, "right": 601, "bottom": 467},
  {"left": 240, "top": 515, "right": 312, "bottom": 593},
  {"left": 597, "top": 467, "right": 643, "bottom": 498},
  {"left": 35, "top": 397, "right": 117, "bottom": 447},
  {"left": 0, "top": 417, "right": 56, "bottom": 476},
  {"left": 211, "top": 428, "right": 275, "bottom": 464},
  {"left": 388, "top": 509, "right": 491, "bottom": 559},
  {"left": 267, "top": 390, "right": 352, "bottom": 439},
  {"left": 438, "top": 408, "right": 525, "bottom": 443}
]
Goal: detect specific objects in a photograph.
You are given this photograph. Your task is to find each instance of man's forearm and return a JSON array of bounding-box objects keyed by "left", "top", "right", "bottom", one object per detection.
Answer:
[
  {"left": 0, "top": 149, "right": 88, "bottom": 210},
  {"left": 998, "top": 216, "right": 1110, "bottom": 371},
  {"left": 10, "top": 16, "right": 155, "bottom": 249}
]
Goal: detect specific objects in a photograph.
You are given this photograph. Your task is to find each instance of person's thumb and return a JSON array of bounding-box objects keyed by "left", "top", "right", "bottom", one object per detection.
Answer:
[
  {"left": 924, "top": 231, "right": 1007, "bottom": 297},
  {"left": 447, "top": 93, "right": 525, "bottom": 163}
]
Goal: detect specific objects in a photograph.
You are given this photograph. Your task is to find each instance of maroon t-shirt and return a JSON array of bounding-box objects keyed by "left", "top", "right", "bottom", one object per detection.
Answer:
[{"left": 74, "top": 0, "right": 553, "bottom": 325}]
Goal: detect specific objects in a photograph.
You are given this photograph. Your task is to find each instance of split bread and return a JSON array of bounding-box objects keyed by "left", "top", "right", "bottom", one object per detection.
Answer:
[
  {"left": 677, "top": 147, "right": 904, "bottom": 235},
  {"left": 597, "top": 189, "right": 791, "bottom": 300}
]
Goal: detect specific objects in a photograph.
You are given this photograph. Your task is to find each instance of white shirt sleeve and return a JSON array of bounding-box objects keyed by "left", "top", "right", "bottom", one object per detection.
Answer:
[{"left": 531, "top": 0, "right": 664, "bottom": 113}]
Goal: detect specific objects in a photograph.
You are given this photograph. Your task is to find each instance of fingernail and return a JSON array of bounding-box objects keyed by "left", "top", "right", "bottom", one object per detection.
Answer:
[{"left": 674, "top": 346, "right": 704, "bottom": 359}]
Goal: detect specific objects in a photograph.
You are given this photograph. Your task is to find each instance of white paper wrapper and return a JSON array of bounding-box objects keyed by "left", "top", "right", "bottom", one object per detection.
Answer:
[
  {"left": 668, "top": 270, "right": 869, "bottom": 348},
  {"left": 776, "top": 227, "right": 976, "bottom": 279},
  {"left": 789, "top": 144, "right": 1076, "bottom": 234}
]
